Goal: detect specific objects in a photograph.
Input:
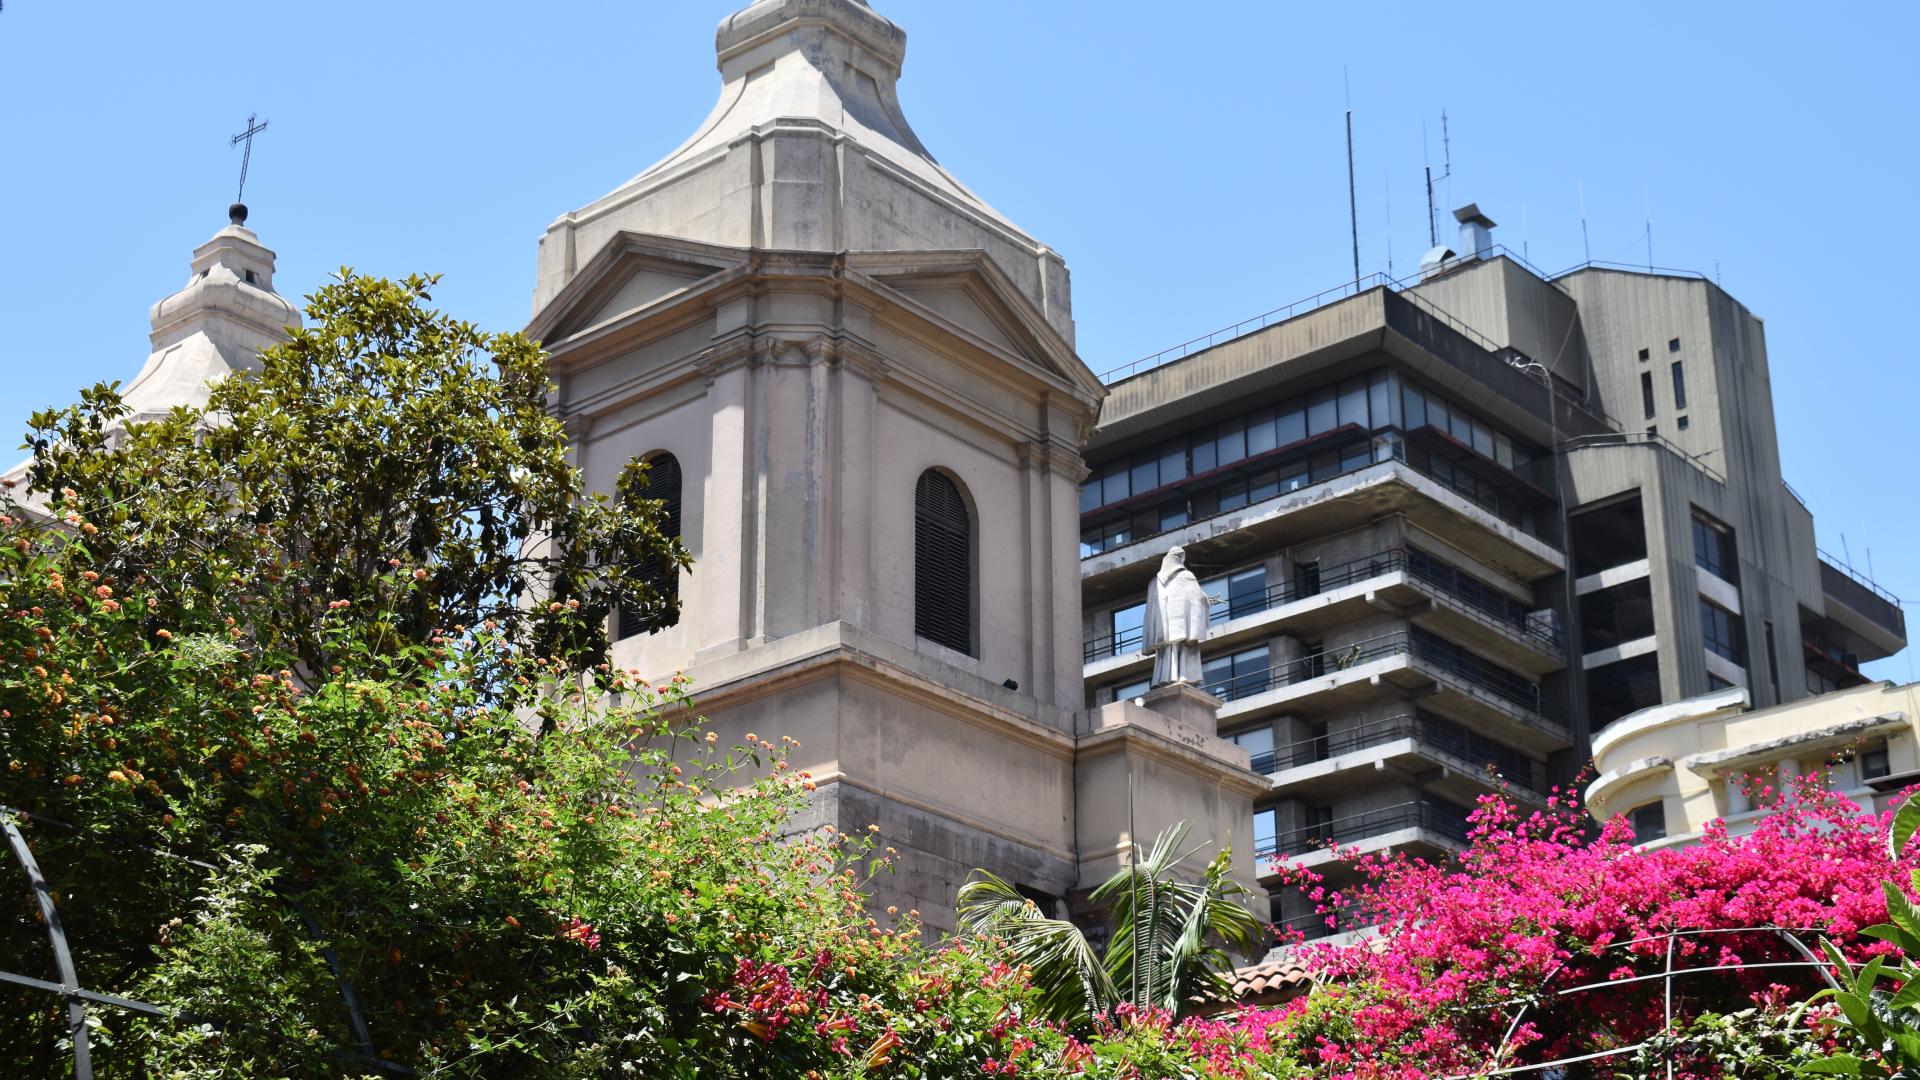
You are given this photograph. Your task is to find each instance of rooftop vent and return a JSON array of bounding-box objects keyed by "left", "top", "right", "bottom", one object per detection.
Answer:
[
  {"left": 1454, "top": 203, "right": 1497, "bottom": 260},
  {"left": 1418, "top": 245, "right": 1457, "bottom": 279}
]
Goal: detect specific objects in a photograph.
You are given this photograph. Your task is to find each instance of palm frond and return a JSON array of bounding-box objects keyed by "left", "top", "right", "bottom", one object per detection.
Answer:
[{"left": 957, "top": 870, "right": 1115, "bottom": 1024}]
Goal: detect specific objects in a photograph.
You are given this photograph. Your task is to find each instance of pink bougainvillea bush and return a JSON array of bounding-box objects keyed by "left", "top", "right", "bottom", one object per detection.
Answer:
[
  {"left": 910, "top": 782, "right": 1909, "bottom": 1079},
  {"left": 1257, "top": 781, "right": 1908, "bottom": 1077}
]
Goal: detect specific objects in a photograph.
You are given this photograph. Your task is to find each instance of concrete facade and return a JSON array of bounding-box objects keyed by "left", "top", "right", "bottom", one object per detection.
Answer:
[
  {"left": 1077, "top": 212, "right": 1906, "bottom": 941},
  {"left": 1587, "top": 680, "right": 1920, "bottom": 847}
]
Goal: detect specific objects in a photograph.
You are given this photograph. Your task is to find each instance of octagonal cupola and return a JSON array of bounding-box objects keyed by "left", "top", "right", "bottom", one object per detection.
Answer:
[{"left": 532, "top": 0, "right": 1074, "bottom": 344}]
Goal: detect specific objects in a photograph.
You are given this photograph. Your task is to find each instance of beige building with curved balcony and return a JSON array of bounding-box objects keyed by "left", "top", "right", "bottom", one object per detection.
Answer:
[{"left": 1587, "top": 680, "right": 1920, "bottom": 846}]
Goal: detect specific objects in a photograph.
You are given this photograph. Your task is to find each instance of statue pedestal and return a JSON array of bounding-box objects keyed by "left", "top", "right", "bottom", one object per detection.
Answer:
[{"left": 1141, "top": 681, "right": 1224, "bottom": 734}]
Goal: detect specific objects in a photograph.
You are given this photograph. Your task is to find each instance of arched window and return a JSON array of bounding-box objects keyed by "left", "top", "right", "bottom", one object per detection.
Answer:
[
  {"left": 914, "top": 469, "right": 973, "bottom": 655},
  {"left": 618, "top": 453, "right": 682, "bottom": 640}
]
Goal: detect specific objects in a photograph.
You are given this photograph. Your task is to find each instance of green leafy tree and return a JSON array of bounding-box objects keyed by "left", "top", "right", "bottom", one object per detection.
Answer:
[
  {"left": 956, "top": 822, "right": 1266, "bottom": 1024},
  {"left": 21, "top": 271, "right": 686, "bottom": 684}
]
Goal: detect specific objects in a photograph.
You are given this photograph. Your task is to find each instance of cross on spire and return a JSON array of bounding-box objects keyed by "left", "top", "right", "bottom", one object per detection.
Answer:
[{"left": 229, "top": 112, "right": 269, "bottom": 208}]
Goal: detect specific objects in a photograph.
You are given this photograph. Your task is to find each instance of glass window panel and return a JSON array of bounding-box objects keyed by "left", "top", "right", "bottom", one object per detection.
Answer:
[
  {"left": 1130, "top": 456, "right": 1157, "bottom": 495},
  {"left": 1451, "top": 407, "right": 1473, "bottom": 444},
  {"left": 1246, "top": 407, "right": 1278, "bottom": 455},
  {"left": 1158, "top": 442, "right": 1188, "bottom": 484},
  {"left": 1217, "top": 480, "right": 1248, "bottom": 513},
  {"left": 1309, "top": 449, "right": 1341, "bottom": 482},
  {"left": 1472, "top": 419, "right": 1494, "bottom": 457},
  {"left": 1080, "top": 481, "right": 1101, "bottom": 513},
  {"left": 1368, "top": 371, "right": 1391, "bottom": 429},
  {"left": 1190, "top": 436, "right": 1216, "bottom": 475},
  {"left": 1402, "top": 383, "right": 1426, "bottom": 429},
  {"left": 1249, "top": 469, "right": 1279, "bottom": 503},
  {"left": 1275, "top": 402, "right": 1306, "bottom": 446},
  {"left": 1159, "top": 505, "right": 1188, "bottom": 531},
  {"left": 1307, "top": 387, "right": 1337, "bottom": 435},
  {"left": 1112, "top": 679, "right": 1149, "bottom": 703},
  {"left": 1341, "top": 444, "right": 1373, "bottom": 472},
  {"left": 1280, "top": 464, "right": 1310, "bottom": 491},
  {"left": 1337, "top": 376, "right": 1369, "bottom": 428},
  {"left": 1229, "top": 725, "right": 1275, "bottom": 756},
  {"left": 1234, "top": 645, "right": 1271, "bottom": 678},
  {"left": 1427, "top": 395, "right": 1449, "bottom": 433},
  {"left": 1102, "top": 467, "right": 1129, "bottom": 504},
  {"left": 1493, "top": 432, "right": 1512, "bottom": 469},
  {"left": 1216, "top": 420, "right": 1246, "bottom": 465}
]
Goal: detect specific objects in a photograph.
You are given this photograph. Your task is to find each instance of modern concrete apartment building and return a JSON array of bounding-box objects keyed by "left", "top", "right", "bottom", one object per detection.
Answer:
[{"left": 1077, "top": 209, "right": 1907, "bottom": 936}]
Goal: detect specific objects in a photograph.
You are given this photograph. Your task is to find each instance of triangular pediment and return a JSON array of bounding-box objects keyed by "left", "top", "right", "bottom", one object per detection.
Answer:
[
  {"left": 848, "top": 251, "right": 1104, "bottom": 406},
  {"left": 528, "top": 234, "right": 747, "bottom": 345}
]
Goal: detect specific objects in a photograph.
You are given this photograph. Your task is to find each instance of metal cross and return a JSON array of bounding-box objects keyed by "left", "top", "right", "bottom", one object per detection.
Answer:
[{"left": 230, "top": 112, "right": 269, "bottom": 203}]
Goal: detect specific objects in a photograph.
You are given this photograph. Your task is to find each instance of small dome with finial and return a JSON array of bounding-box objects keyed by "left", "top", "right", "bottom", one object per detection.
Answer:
[{"left": 228, "top": 202, "right": 249, "bottom": 226}]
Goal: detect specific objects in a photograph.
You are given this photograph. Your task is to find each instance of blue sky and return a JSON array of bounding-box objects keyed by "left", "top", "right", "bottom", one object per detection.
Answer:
[{"left": 2, "top": 1, "right": 1914, "bottom": 677}]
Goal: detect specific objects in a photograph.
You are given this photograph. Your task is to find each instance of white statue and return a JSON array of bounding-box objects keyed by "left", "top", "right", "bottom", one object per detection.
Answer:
[{"left": 1143, "top": 546, "right": 1215, "bottom": 687}]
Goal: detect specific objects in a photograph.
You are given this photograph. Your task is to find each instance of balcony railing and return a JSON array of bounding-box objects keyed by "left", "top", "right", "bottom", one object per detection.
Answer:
[
  {"left": 1817, "top": 550, "right": 1906, "bottom": 640},
  {"left": 1201, "top": 630, "right": 1548, "bottom": 727},
  {"left": 1085, "top": 548, "right": 1560, "bottom": 663},
  {"left": 1080, "top": 431, "right": 1556, "bottom": 563},
  {"left": 1084, "top": 549, "right": 1409, "bottom": 662},
  {"left": 1257, "top": 799, "right": 1472, "bottom": 860},
  {"left": 1203, "top": 631, "right": 1413, "bottom": 703},
  {"left": 1253, "top": 712, "right": 1538, "bottom": 792}
]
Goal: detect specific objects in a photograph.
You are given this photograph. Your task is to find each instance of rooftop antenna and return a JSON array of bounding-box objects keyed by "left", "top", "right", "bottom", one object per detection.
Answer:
[
  {"left": 1579, "top": 181, "right": 1592, "bottom": 264},
  {"left": 1424, "top": 111, "right": 1453, "bottom": 250},
  {"left": 1643, "top": 182, "right": 1654, "bottom": 271},
  {"left": 1345, "top": 70, "right": 1360, "bottom": 290},
  {"left": 1842, "top": 533, "right": 1854, "bottom": 570},
  {"left": 1523, "top": 203, "right": 1530, "bottom": 265}
]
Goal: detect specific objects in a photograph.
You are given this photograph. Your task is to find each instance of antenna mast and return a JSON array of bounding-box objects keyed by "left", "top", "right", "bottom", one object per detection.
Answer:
[
  {"left": 1579, "top": 181, "right": 1592, "bottom": 264},
  {"left": 1346, "top": 109, "right": 1360, "bottom": 289},
  {"left": 1424, "top": 110, "right": 1453, "bottom": 249}
]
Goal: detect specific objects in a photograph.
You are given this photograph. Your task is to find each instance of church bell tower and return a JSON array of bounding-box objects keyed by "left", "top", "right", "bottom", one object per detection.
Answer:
[{"left": 527, "top": 0, "right": 1263, "bottom": 933}]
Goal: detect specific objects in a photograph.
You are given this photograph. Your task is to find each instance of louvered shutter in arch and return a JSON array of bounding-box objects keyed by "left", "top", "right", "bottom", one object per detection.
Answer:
[
  {"left": 618, "top": 453, "right": 683, "bottom": 640},
  {"left": 914, "top": 469, "right": 973, "bottom": 655}
]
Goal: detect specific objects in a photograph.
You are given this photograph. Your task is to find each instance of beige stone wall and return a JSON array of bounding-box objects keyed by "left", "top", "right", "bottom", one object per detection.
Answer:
[{"left": 1588, "top": 680, "right": 1920, "bottom": 845}]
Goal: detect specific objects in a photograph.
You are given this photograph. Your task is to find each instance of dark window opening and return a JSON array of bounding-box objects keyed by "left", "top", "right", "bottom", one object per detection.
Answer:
[
  {"left": 1641, "top": 371, "right": 1656, "bottom": 419},
  {"left": 1589, "top": 652, "right": 1663, "bottom": 730},
  {"left": 244, "top": 269, "right": 258, "bottom": 284},
  {"left": 1669, "top": 337, "right": 1682, "bottom": 353},
  {"left": 1571, "top": 494, "right": 1647, "bottom": 578},
  {"left": 1294, "top": 560, "right": 1321, "bottom": 598},
  {"left": 1677, "top": 415, "right": 1690, "bottom": 431},
  {"left": 1637, "top": 348, "right": 1651, "bottom": 362},
  {"left": 915, "top": 470, "right": 974, "bottom": 654},
  {"left": 1014, "top": 884, "right": 1062, "bottom": 919},
  {"left": 1708, "top": 674, "right": 1734, "bottom": 691},
  {"left": 619, "top": 453, "right": 682, "bottom": 639},
  {"left": 1631, "top": 802, "right": 1667, "bottom": 844},
  {"left": 1671, "top": 361, "right": 1688, "bottom": 410},
  {"left": 1700, "top": 598, "right": 1746, "bottom": 665},
  {"left": 1764, "top": 621, "right": 1781, "bottom": 701},
  {"left": 1692, "top": 511, "right": 1737, "bottom": 584},
  {"left": 1579, "top": 577, "right": 1655, "bottom": 653},
  {"left": 1862, "top": 744, "right": 1893, "bottom": 781}
]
